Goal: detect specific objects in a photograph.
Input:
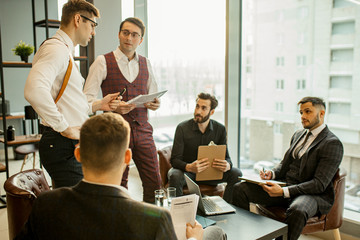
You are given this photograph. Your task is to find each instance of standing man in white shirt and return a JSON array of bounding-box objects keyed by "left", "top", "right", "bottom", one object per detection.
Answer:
[
  {"left": 84, "top": 17, "right": 161, "bottom": 203},
  {"left": 24, "top": 0, "right": 120, "bottom": 188}
]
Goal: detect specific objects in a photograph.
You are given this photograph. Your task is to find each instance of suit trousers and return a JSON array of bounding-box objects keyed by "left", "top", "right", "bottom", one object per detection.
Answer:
[
  {"left": 232, "top": 182, "right": 318, "bottom": 240},
  {"left": 167, "top": 167, "right": 242, "bottom": 203},
  {"left": 121, "top": 121, "right": 161, "bottom": 203},
  {"left": 39, "top": 127, "right": 83, "bottom": 188}
]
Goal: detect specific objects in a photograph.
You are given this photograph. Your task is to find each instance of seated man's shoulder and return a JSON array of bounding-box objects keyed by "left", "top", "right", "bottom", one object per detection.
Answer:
[{"left": 126, "top": 200, "right": 172, "bottom": 220}]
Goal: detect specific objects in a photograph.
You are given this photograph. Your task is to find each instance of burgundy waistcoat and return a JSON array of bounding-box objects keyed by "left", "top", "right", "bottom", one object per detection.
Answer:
[{"left": 101, "top": 52, "right": 149, "bottom": 125}]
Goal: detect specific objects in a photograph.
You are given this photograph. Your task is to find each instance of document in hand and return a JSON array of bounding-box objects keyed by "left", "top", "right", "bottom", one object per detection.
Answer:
[
  {"left": 239, "top": 176, "right": 286, "bottom": 187},
  {"left": 127, "top": 90, "right": 167, "bottom": 107},
  {"left": 170, "top": 194, "right": 199, "bottom": 240},
  {"left": 196, "top": 145, "right": 226, "bottom": 181}
]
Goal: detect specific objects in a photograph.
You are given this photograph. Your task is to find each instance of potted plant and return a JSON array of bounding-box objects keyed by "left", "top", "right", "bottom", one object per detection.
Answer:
[{"left": 12, "top": 40, "right": 34, "bottom": 63}]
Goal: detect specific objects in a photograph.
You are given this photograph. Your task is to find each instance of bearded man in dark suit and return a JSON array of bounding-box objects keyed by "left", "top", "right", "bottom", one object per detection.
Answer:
[{"left": 232, "top": 97, "right": 343, "bottom": 240}]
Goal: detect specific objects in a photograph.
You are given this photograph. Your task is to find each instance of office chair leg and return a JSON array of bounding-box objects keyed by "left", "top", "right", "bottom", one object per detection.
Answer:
[
  {"left": 20, "top": 155, "right": 29, "bottom": 172},
  {"left": 33, "top": 152, "right": 36, "bottom": 169},
  {"left": 333, "top": 228, "right": 341, "bottom": 240}
]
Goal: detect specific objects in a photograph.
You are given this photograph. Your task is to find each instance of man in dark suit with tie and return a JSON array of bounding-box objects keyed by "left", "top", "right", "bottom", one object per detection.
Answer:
[
  {"left": 232, "top": 97, "right": 343, "bottom": 240},
  {"left": 16, "top": 113, "right": 226, "bottom": 240}
]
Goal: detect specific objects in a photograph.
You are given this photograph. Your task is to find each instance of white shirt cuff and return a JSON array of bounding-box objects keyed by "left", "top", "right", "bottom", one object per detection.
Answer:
[
  {"left": 283, "top": 187, "right": 290, "bottom": 198},
  {"left": 188, "top": 238, "right": 197, "bottom": 240}
]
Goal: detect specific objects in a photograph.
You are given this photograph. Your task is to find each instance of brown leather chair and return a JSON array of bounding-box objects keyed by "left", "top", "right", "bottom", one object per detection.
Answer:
[
  {"left": 158, "top": 145, "right": 225, "bottom": 197},
  {"left": 256, "top": 168, "right": 346, "bottom": 240},
  {"left": 4, "top": 169, "right": 50, "bottom": 240}
]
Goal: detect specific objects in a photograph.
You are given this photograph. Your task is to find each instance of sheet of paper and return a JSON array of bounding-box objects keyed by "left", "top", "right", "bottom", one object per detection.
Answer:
[
  {"left": 170, "top": 194, "right": 199, "bottom": 240},
  {"left": 239, "top": 176, "right": 286, "bottom": 187},
  {"left": 127, "top": 90, "right": 167, "bottom": 107}
]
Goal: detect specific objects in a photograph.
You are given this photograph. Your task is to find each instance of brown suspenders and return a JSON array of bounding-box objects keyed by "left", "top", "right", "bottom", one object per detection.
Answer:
[{"left": 40, "top": 37, "right": 73, "bottom": 103}]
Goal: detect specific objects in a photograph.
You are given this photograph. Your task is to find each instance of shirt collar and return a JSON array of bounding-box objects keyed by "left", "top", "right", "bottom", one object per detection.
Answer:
[
  {"left": 82, "top": 179, "right": 131, "bottom": 197},
  {"left": 55, "top": 29, "right": 75, "bottom": 56},
  {"left": 115, "top": 47, "right": 139, "bottom": 62},
  {"left": 191, "top": 119, "right": 214, "bottom": 132},
  {"left": 308, "top": 123, "right": 326, "bottom": 138}
]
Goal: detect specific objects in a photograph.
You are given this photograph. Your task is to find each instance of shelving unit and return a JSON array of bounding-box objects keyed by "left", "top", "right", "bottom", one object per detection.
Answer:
[
  {"left": 32, "top": 0, "right": 90, "bottom": 78},
  {"left": 0, "top": 2, "right": 92, "bottom": 200}
]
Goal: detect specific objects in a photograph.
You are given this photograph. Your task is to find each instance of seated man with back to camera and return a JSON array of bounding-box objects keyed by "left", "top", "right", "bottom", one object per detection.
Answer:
[
  {"left": 16, "top": 112, "right": 226, "bottom": 240},
  {"left": 232, "top": 97, "right": 343, "bottom": 240},
  {"left": 168, "top": 93, "right": 242, "bottom": 203}
]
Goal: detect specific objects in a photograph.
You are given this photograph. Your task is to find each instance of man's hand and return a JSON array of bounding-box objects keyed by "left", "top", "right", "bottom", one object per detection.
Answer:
[
  {"left": 92, "top": 92, "right": 121, "bottom": 112},
  {"left": 115, "top": 102, "right": 136, "bottom": 114},
  {"left": 261, "top": 181, "right": 283, "bottom": 197},
  {"left": 260, "top": 169, "right": 272, "bottom": 180},
  {"left": 144, "top": 97, "right": 160, "bottom": 111},
  {"left": 60, "top": 126, "right": 80, "bottom": 140},
  {"left": 186, "top": 221, "right": 204, "bottom": 240},
  {"left": 212, "top": 159, "right": 230, "bottom": 172},
  {"left": 185, "top": 158, "right": 210, "bottom": 173}
]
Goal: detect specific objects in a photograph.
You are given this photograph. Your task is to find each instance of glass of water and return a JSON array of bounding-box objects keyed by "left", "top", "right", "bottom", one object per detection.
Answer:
[
  {"left": 167, "top": 187, "right": 176, "bottom": 206},
  {"left": 154, "top": 189, "right": 165, "bottom": 207}
]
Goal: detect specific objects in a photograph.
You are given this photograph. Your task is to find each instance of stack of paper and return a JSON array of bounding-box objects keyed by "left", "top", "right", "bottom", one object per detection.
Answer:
[{"left": 170, "top": 194, "right": 199, "bottom": 240}]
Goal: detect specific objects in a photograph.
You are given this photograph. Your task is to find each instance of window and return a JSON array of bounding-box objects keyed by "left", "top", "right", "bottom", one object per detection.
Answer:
[
  {"left": 332, "top": 21, "right": 355, "bottom": 35},
  {"left": 276, "top": 79, "right": 284, "bottom": 90},
  {"left": 331, "top": 49, "right": 353, "bottom": 62},
  {"left": 276, "top": 56, "right": 284, "bottom": 66},
  {"left": 296, "top": 55, "right": 306, "bottom": 66},
  {"left": 296, "top": 79, "right": 306, "bottom": 90},
  {"left": 241, "top": 0, "right": 360, "bottom": 215},
  {"left": 275, "top": 102, "right": 284, "bottom": 112},
  {"left": 147, "top": 0, "right": 226, "bottom": 148},
  {"left": 330, "top": 76, "right": 352, "bottom": 89},
  {"left": 329, "top": 102, "right": 351, "bottom": 115}
]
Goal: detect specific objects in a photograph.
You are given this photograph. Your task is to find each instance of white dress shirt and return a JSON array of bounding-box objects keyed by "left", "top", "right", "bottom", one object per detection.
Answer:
[
  {"left": 282, "top": 123, "right": 326, "bottom": 198},
  {"left": 24, "top": 29, "right": 91, "bottom": 132},
  {"left": 84, "top": 47, "right": 158, "bottom": 105}
]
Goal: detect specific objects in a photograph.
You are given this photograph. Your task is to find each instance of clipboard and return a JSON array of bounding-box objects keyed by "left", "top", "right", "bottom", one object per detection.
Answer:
[
  {"left": 238, "top": 176, "right": 286, "bottom": 187},
  {"left": 127, "top": 90, "right": 167, "bottom": 107},
  {"left": 195, "top": 145, "right": 226, "bottom": 181}
]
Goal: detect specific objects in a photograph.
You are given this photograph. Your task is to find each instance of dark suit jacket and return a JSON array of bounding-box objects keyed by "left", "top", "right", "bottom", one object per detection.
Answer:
[
  {"left": 273, "top": 126, "right": 343, "bottom": 214},
  {"left": 16, "top": 181, "right": 178, "bottom": 240}
]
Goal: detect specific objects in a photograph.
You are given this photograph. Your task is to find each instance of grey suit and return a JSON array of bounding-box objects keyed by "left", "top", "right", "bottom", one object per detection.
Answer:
[
  {"left": 233, "top": 126, "right": 343, "bottom": 240},
  {"left": 16, "top": 181, "right": 178, "bottom": 240}
]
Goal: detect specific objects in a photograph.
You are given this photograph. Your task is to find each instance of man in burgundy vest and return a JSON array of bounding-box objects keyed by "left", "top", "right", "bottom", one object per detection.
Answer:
[{"left": 84, "top": 17, "right": 161, "bottom": 203}]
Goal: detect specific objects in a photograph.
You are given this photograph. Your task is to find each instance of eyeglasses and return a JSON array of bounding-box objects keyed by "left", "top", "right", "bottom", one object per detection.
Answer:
[
  {"left": 80, "top": 15, "right": 98, "bottom": 29},
  {"left": 120, "top": 30, "right": 142, "bottom": 40}
]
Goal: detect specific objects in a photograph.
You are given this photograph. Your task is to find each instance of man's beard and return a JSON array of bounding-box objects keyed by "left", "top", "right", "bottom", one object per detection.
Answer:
[
  {"left": 304, "top": 113, "right": 320, "bottom": 130},
  {"left": 194, "top": 111, "right": 211, "bottom": 123}
]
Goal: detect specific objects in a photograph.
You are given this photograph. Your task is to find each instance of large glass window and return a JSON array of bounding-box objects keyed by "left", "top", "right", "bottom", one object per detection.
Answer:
[
  {"left": 147, "top": 0, "right": 226, "bottom": 149},
  {"left": 241, "top": 0, "right": 360, "bottom": 214}
]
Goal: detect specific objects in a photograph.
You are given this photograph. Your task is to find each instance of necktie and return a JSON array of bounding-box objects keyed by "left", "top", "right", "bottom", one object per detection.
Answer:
[{"left": 294, "top": 131, "right": 312, "bottom": 159}]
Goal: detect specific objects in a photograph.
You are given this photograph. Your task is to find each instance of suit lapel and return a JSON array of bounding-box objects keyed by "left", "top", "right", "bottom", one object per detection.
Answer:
[
  {"left": 299, "top": 126, "right": 329, "bottom": 173},
  {"left": 288, "top": 130, "right": 307, "bottom": 154}
]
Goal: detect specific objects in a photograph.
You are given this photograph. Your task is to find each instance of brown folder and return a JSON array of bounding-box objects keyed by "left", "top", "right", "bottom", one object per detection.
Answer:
[{"left": 195, "top": 145, "right": 226, "bottom": 181}]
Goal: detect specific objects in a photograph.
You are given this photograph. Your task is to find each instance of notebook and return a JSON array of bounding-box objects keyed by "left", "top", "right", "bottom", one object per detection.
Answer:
[{"left": 185, "top": 175, "right": 236, "bottom": 216}]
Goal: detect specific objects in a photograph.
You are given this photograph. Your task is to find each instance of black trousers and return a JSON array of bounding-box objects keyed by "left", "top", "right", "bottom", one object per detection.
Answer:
[
  {"left": 39, "top": 127, "right": 83, "bottom": 188},
  {"left": 232, "top": 182, "right": 319, "bottom": 240}
]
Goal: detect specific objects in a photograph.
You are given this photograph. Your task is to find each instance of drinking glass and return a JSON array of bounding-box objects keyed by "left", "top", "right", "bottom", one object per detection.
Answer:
[
  {"left": 154, "top": 189, "right": 165, "bottom": 207},
  {"left": 167, "top": 187, "right": 176, "bottom": 206}
]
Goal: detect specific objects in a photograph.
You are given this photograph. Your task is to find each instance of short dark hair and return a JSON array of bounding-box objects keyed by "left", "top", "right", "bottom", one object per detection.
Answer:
[
  {"left": 61, "top": 0, "right": 100, "bottom": 27},
  {"left": 298, "top": 96, "right": 326, "bottom": 110},
  {"left": 197, "top": 92, "right": 218, "bottom": 110},
  {"left": 119, "top": 17, "right": 146, "bottom": 37},
  {"left": 79, "top": 113, "right": 130, "bottom": 173}
]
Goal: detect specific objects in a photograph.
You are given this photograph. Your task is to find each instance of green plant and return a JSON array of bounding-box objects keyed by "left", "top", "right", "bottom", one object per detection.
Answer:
[{"left": 12, "top": 40, "right": 34, "bottom": 57}]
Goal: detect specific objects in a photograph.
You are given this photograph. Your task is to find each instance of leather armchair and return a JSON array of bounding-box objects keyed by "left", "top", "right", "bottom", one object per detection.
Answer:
[
  {"left": 256, "top": 168, "right": 346, "bottom": 240},
  {"left": 158, "top": 145, "right": 225, "bottom": 197},
  {"left": 4, "top": 169, "right": 50, "bottom": 240}
]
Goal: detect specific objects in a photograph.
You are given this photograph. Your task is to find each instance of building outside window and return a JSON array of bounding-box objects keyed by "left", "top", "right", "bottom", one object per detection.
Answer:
[{"left": 242, "top": 0, "right": 360, "bottom": 214}]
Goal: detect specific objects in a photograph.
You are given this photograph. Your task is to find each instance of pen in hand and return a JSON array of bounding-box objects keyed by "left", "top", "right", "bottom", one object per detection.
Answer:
[{"left": 118, "top": 88, "right": 126, "bottom": 99}]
